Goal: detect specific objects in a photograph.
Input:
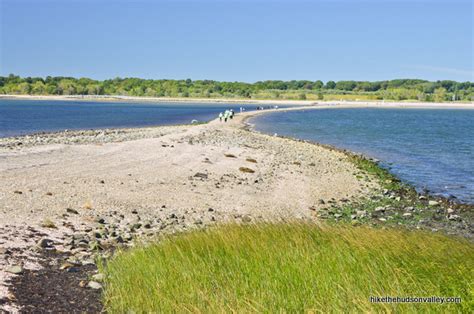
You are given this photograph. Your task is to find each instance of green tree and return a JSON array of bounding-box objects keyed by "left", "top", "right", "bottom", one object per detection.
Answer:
[
  {"left": 325, "top": 81, "right": 336, "bottom": 89},
  {"left": 433, "top": 87, "right": 447, "bottom": 102}
]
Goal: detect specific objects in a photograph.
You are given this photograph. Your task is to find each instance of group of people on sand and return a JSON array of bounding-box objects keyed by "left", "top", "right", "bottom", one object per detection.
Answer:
[{"left": 218, "top": 109, "right": 235, "bottom": 122}]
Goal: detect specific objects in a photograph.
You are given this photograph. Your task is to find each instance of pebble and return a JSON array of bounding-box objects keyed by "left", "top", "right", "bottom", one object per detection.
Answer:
[
  {"left": 131, "top": 223, "right": 142, "bottom": 231},
  {"left": 447, "top": 208, "right": 454, "bottom": 214},
  {"left": 6, "top": 265, "right": 23, "bottom": 274},
  {"left": 242, "top": 215, "right": 252, "bottom": 223},
  {"left": 92, "top": 273, "right": 105, "bottom": 282},
  {"left": 67, "top": 256, "right": 82, "bottom": 266},
  {"left": 87, "top": 281, "right": 102, "bottom": 290},
  {"left": 448, "top": 214, "right": 461, "bottom": 221},
  {"left": 193, "top": 172, "right": 208, "bottom": 179},
  {"left": 0, "top": 247, "right": 12, "bottom": 255},
  {"left": 60, "top": 262, "right": 75, "bottom": 270},
  {"left": 82, "top": 259, "right": 96, "bottom": 266},
  {"left": 66, "top": 208, "right": 79, "bottom": 215},
  {"left": 403, "top": 213, "right": 412, "bottom": 217},
  {"left": 428, "top": 200, "right": 439, "bottom": 206},
  {"left": 37, "top": 238, "right": 54, "bottom": 249}
]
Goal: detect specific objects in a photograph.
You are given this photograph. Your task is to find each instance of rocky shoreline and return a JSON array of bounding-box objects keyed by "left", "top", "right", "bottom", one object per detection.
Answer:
[
  {"left": 0, "top": 108, "right": 472, "bottom": 312},
  {"left": 249, "top": 132, "right": 474, "bottom": 240}
]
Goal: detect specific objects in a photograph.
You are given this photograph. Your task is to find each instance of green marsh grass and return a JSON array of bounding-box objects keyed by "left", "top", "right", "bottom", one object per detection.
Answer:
[{"left": 101, "top": 223, "right": 473, "bottom": 312}]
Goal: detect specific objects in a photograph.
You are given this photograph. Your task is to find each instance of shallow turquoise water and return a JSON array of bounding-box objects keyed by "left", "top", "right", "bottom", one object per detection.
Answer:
[
  {"left": 251, "top": 108, "right": 474, "bottom": 204},
  {"left": 0, "top": 99, "right": 264, "bottom": 138}
]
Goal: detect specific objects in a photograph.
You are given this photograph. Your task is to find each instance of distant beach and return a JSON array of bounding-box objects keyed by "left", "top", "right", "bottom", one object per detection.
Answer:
[{"left": 1, "top": 93, "right": 473, "bottom": 109}]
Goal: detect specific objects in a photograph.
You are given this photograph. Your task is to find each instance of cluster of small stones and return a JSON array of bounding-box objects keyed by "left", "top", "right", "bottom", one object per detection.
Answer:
[
  {"left": 0, "top": 126, "right": 184, "bottom": 149},
  {"left": 185, "top": 128, "right": 371, "bottom": 189},
  {"left": 314, "top": 188, "right": 472, "bottom": 238},
  {"left": 2, "top": 201, "right": 258, "bottom": 293}
]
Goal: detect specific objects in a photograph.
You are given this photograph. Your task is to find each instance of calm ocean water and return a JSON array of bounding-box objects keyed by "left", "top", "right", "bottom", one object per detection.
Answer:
[
  {"left": 0, "top": 99, "right": 264, "bottom": 138},
  {"left": 251, "top": 108, "right": 474, "bottom": 204}
]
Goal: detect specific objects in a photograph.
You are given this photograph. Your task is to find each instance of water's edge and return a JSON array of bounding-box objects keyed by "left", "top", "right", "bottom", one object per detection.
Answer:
[{"left": 244, "top": 111, "right": 474, "bottom": 206}]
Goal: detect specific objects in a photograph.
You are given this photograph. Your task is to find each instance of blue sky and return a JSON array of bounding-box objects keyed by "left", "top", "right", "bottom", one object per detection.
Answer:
[{"left": 1, "top": 0, "right": 472, "bottom": 82}]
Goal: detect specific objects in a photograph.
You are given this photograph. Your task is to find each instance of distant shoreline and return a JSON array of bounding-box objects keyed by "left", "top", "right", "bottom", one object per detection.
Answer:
[{"left": 1, "top": 94, "right": 474, "bottom": 109}]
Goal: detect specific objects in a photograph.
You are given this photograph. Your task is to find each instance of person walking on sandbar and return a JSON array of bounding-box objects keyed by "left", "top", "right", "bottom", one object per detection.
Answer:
[{"left": 224, "top": 110, "right": 228, "bottom": 122}]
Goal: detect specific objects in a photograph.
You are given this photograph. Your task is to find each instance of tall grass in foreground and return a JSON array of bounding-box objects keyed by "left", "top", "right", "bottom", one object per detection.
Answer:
[{"left": 101, "top": 223, "right": 473, "bottom": 313}]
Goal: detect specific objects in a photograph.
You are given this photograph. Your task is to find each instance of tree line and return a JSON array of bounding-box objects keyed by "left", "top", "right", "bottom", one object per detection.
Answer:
[{"left": 1, "top": 74, "right": 472, "bottom": 101}]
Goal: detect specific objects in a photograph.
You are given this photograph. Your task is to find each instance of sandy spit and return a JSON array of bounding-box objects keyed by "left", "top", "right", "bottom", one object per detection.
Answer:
[{"left": 0, "top": 105, "right": 378, "bottom": 310}]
